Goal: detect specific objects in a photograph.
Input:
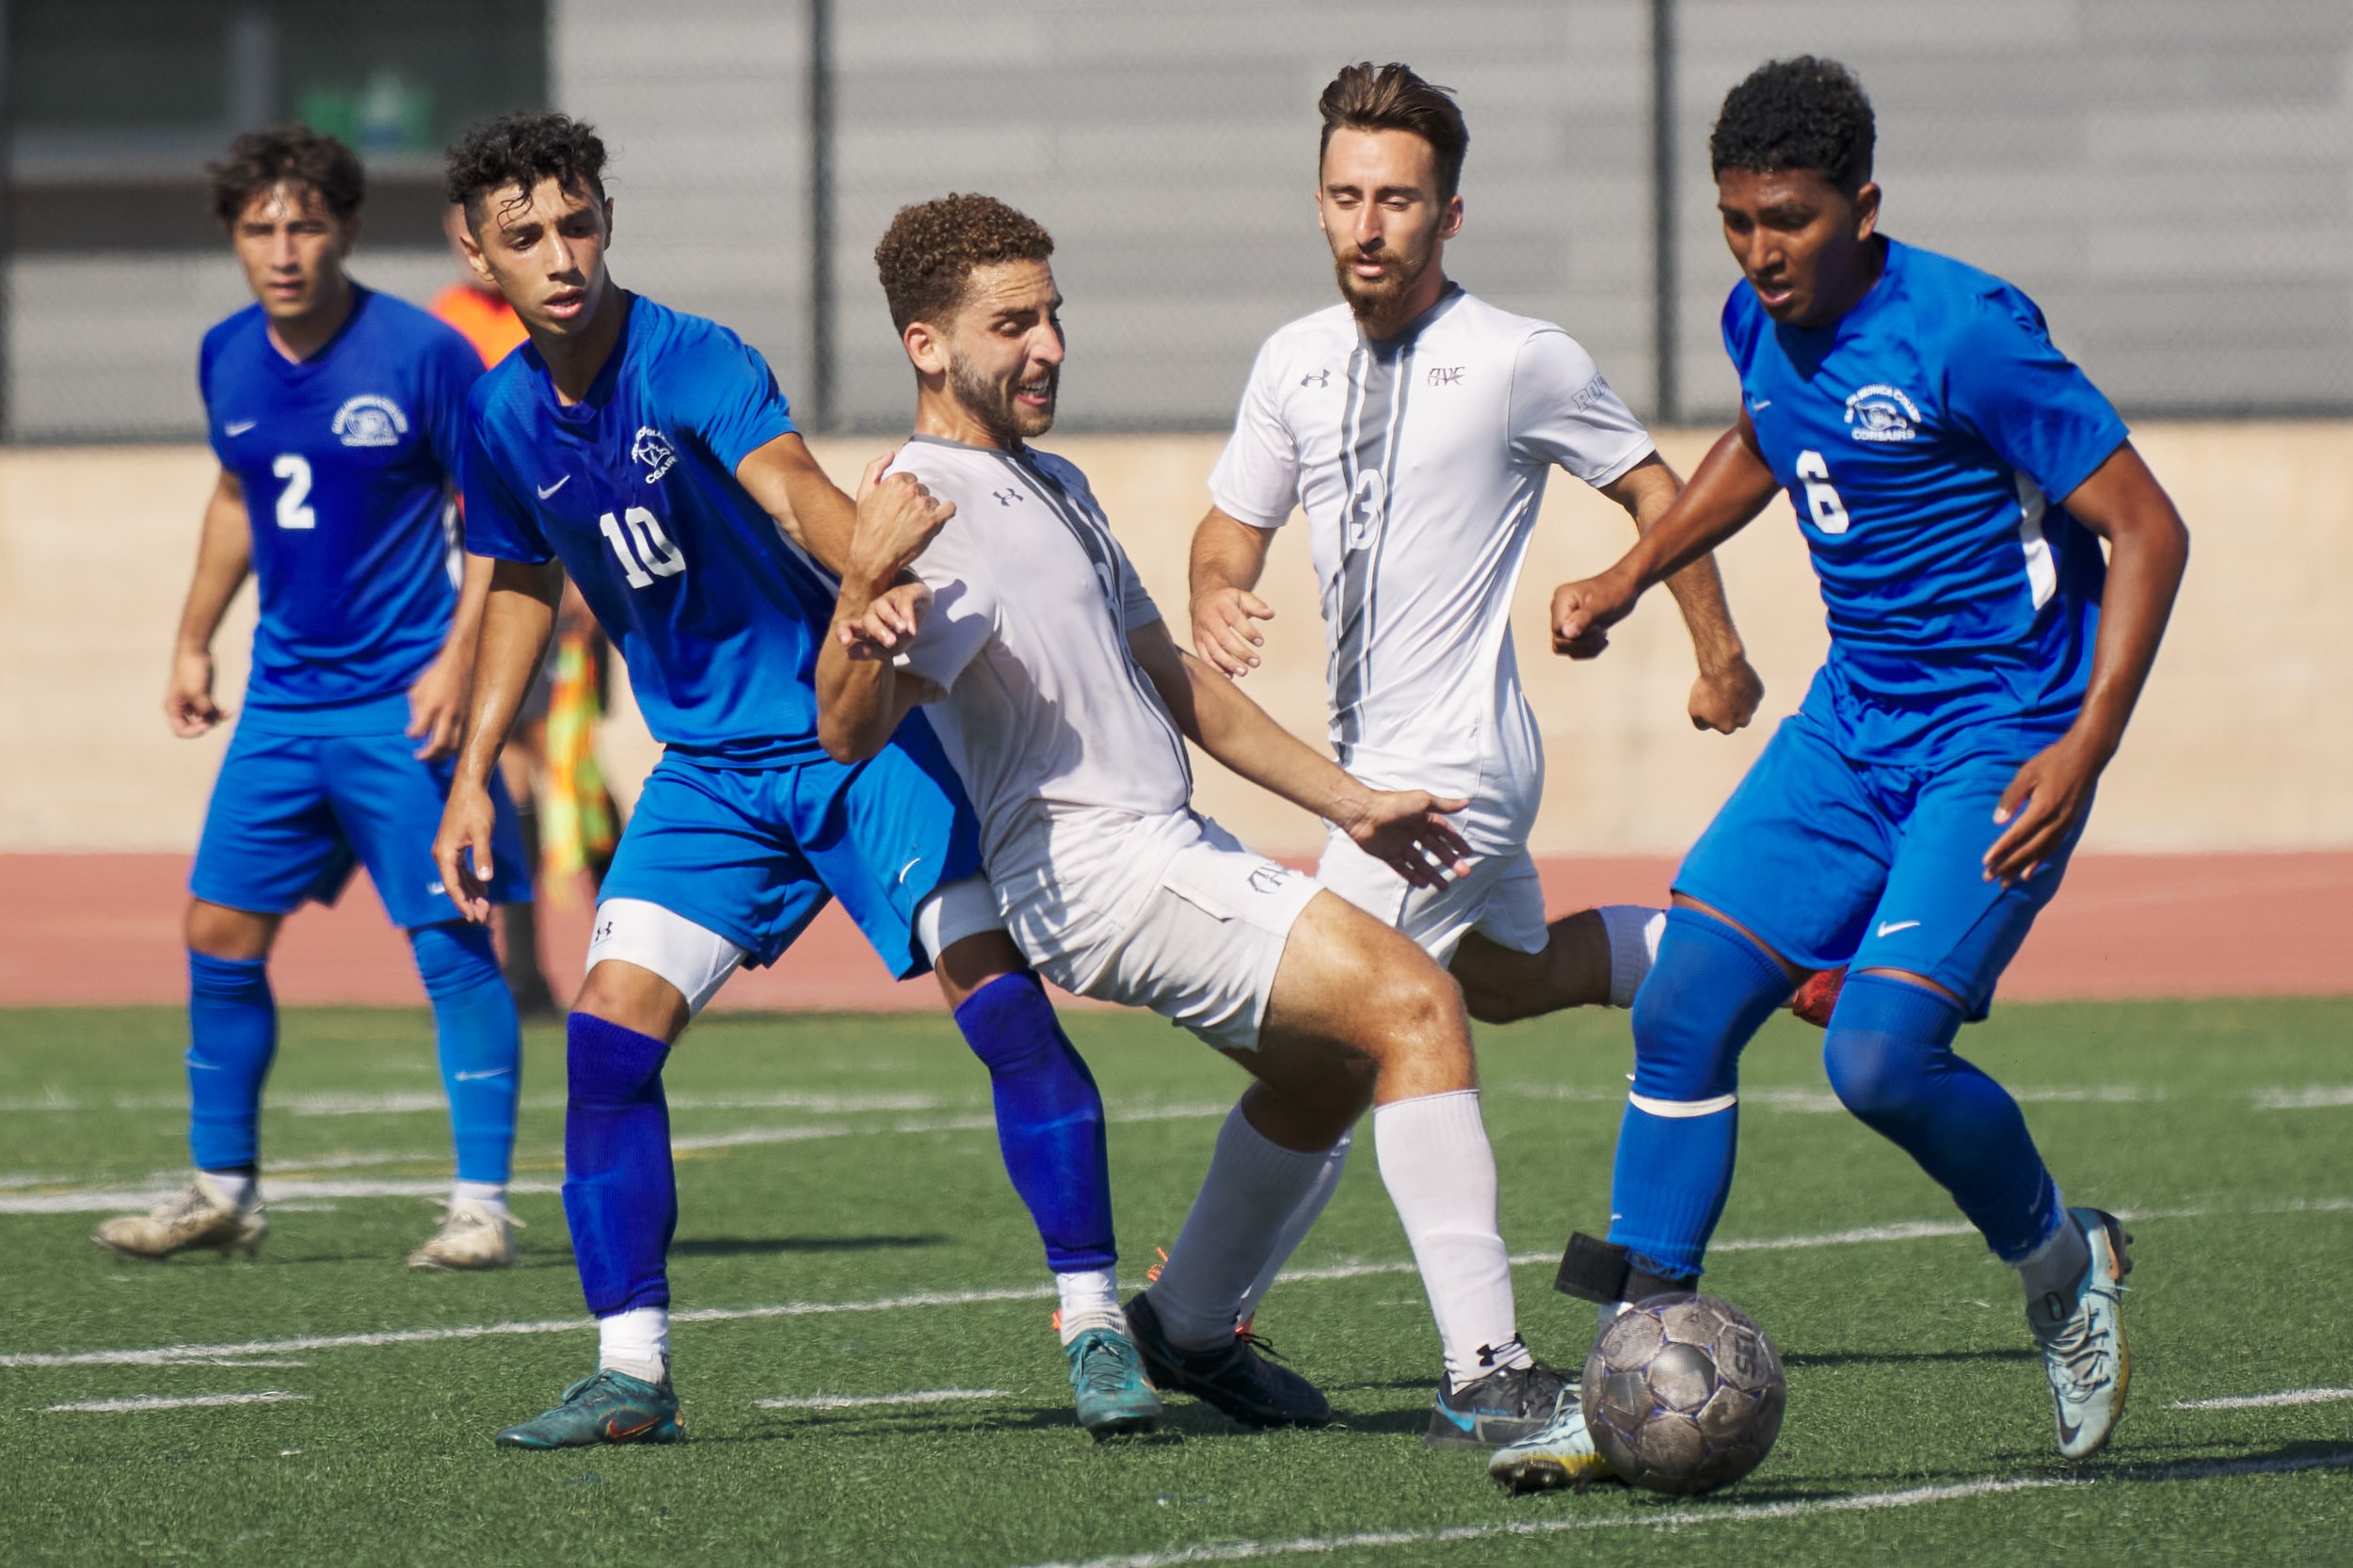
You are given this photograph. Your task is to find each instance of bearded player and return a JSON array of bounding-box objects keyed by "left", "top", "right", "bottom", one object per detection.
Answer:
[
  {"left": 1188, "top": 61, "right": 1763, "bottom": 1360},
  {"left": 434, "top": 115, "right": 1153, "bottom": 1446},
  {"left": 99, "top": 127, "right": 529, "bottom": 1273},
  {"left": 1493, "top": 57, "right": 2188, "bottom": 1489}
]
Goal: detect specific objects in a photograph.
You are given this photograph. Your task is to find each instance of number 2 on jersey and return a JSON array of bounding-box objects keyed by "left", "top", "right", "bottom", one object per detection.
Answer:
[
  {"left": 1794, "top": 450, "right": 1851, "bottom": 536},
  {"left": 599, "top": 505, "right": 687, "bottom": 588},
  {"left": 270, "top": 454, "right": 315, "bottom": 530}
]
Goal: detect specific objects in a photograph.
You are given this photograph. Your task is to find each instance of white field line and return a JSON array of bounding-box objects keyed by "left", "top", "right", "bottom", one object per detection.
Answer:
[
  {"left": 0, "top": 1178, "right": 557, "bottom": 1215},
  {"left": 756, "top": 1387, "right": 1009, "bottom": 1411},
  {"left": 2254, "top": 1087, "right": 2353, "bottom": 1110},
  {"left": 2172, "top": 1387, "right": 2353, "bottom": 1411},
  {"left": 1507, "top": 1083, "right": 2182, "bottom": 1113},
  {"left": 44, "top": 1391, "right": 310, "bottom": 1414},
  {"left": 6, "top": 1197, "right": 2336, "bottom": 1372},
  {"left": 1002, "top": 1450, "right": 2353, "bottom": 1568}
]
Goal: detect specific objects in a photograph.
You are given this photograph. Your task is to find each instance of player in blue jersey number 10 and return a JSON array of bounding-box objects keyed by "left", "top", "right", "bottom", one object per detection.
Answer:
[
  {"left": 429, "top": 114, "right": 1154, "bottom": 1447},
  {"left": 98, "top": 128, "right": 530, "bottom": 1273},
  {"left": 1495, "top": 57, "right": 2190, "bottom": 1490}
]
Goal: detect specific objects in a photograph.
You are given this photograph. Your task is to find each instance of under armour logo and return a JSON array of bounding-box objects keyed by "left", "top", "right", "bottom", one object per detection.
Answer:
[
  {"left": 1301, "top": 369, "right": 1331, "bottom": 388},
  {"left": 993, "top": 488, "right": 1026, "bottom": 506},
  {"left": 594, "top": 920, "right": 614, "bottom": 941}
]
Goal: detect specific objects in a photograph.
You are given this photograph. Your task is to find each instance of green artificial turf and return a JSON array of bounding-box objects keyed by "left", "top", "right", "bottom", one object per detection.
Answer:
[{"left": 0, "top": 998, "right": 2347, "bottom": 1566}]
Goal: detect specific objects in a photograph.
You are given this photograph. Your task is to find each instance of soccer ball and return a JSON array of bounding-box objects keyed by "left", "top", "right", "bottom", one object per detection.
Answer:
[{"left": 1579, "top": 1293, "right": 1785, "bottom": 1495}]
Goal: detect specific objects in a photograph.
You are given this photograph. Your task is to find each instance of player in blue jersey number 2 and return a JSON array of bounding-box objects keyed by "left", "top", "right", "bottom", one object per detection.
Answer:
[
  {"left": 99, "top": 128, "right": 530, "bottom": 1273},
  {"left": 1497, "top": 58, "right": 2190, "bottom": 1490},
  {"left": 430, "top": 114, "right": 1154, "bottom": 1447}
]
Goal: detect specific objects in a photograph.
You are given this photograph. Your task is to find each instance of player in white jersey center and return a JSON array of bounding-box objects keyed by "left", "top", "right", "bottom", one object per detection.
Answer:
[
  {"left": 1193, "top": 63, "right": 1762, "bottom": 1018},
  {"left": 816, "top": 193, "right": 1587, "bottom": 1454}
]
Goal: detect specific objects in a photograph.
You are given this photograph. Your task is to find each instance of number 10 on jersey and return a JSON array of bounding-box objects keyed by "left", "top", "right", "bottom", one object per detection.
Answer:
[{"left": 599, "top": 505, "right": 686, "bottom": 587}]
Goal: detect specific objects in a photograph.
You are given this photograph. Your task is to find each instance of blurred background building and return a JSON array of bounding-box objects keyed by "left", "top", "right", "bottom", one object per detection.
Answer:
[{"left": 4, "top": 0, "right": 2350, "bottom": 443}]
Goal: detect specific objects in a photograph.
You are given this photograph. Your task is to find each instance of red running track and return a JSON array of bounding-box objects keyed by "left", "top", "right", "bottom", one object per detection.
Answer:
[{"left": 2, "top": 851, "right": 2345, "bottom": 1010}]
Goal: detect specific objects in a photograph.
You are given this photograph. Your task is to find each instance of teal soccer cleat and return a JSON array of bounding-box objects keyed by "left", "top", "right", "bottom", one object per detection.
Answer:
[
  {"left": 1487, "top": 1382, "right": 1610, "bottom": 1492},
  {"left": 1064, "top": 1326, "right": 1162, "bottom": 1439},
  {"left": 494, "top": 1368, "right": 683, "bottom": 1449},
  {"left": 2034, "top": 1207, "right": 2134, "bottom": 1460}
]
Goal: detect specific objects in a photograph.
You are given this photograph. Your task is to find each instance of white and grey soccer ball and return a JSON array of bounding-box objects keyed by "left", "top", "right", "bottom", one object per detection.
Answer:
[{"left": 1579, "top": 1293, "right": 1786, "bottom": 1495}]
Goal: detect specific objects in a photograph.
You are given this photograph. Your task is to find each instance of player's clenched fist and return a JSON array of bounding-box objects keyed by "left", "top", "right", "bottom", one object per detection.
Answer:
[
  {"left": 1191, "top": 586, "right": 1276, "bottom": 678},
  {"left": 849, "top": 452, "right": 955, "bottom": 582},
  {"left": 165, "top": 648, "right": 226, "bottom": 737},
  {"left": 432, "top": 779, "right": 502, "bottom": 924},
  {"left": 1549, "top": 570, "right": 1640, "bottom": 660}
]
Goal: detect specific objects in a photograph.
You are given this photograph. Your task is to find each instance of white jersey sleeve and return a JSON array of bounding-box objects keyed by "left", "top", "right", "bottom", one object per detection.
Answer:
[
  {"left": 898, "top": 516, "right": 999, "bottom": 695},
  {"left": 1206, "top": 335, "right": 1303, "bottom": 529},
  {"left": 1506, "top": 328, "right": 1655, "bottom": 488}
]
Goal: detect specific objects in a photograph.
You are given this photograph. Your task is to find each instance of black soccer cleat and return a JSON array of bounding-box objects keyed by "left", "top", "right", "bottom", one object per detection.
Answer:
[
  {"left": 1426, "top": 1352, "right": 1570, "bottom": 1448},
  {"left": 1124, "top": 1290, "right": 1331, "bottom": 1429}
]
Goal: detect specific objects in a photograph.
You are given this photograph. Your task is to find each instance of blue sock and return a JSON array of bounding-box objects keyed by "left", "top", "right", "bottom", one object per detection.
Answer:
[
  {"left": 186, "top": 952, "right": 277, "bottom": 1172},
  {"left": 564, "top": 1014, "right": 676, "bottom": 1316},
  {"left": 1823, "top": 973, "right": 2061, "bottom": 1263},
  {"left": 1607, "top": 909, "right": 1794, "bottom": 1281},
  {"left": 952, "top": 972, "right": 1117, "bottom": 1273},
  {"left": 410, "top": 922, "right": 522, "bottom": 1186}
]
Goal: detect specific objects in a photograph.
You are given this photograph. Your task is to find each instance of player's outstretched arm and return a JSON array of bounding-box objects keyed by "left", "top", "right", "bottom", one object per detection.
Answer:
[
  {"left": 1595, "top": 454, "right": 1764, "bottom": 733},
  {"left": 434, "top": 560, "right": 561, "bottom": 922},
  {"left": 1983, "top": 442, "right": 2189, "bottom": 886},
  {"left": 1552, "top": 414, "right": 1782, "bottom": 661},
  {"left": 406, "top": 552, "right": 497, "bottom": 760},
  {"left": 166, "top": 468, "right": 253, "bottom": 738},
  {"left": 1187, "top": 506, "right": 1279, "bottom": 678},
  {"left": 1125, "top": 619, "right": 1468, "bottom": 889}
]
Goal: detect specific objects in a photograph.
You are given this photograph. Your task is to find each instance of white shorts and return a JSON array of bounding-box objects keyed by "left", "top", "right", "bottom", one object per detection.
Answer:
[
  {"left": 1316, "top": 824, "right": 1548, "bottom": 966},
  {"left": 584, "top": 876, "right": 1002, "bottom": 1017},
  {"left": 1013, "top": 816, "right": 1321, "bottom": 1053}
]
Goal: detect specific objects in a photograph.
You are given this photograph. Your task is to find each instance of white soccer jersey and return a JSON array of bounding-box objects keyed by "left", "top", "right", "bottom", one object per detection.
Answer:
[
  {"left": 1208, "top": 287, "right": 1654, "bottom": 836},
  {"left": 889, "top": 436, "right": 1200, "bottom": 962}
]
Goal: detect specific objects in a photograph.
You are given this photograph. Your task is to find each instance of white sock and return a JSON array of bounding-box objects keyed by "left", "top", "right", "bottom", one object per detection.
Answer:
[
  {"left": 1598, "top": 905, "right": 1667, "bottom": 1008},
  {"left": 598, "top": 1305, "right": 670, "bottom": 1383},
  {"left": 452, "top": 1180, "right": 508, "bottom": 1213},
  {"left": 1055, "top": 1268, "right": 1126, "bottom": 1345},
  {"left": 1371, "top": 1090, "right": 1529, "bottom": 1388},
  {"left": 1236, "top": 1128, "right": 1353, "bottom": 1324},
  {"left": 198, "top": 1169, "right": 255, "bottom": 1207},
  {"left": 1147, "top": 1098, "right": 1340, "bottom": 1352},
  {"left": 2017, "top": 1194, "right": 2091, "bottom": 1328}
]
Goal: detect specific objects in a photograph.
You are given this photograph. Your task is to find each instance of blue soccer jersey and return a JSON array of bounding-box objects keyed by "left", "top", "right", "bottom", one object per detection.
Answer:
[
  {"left": 461, "top": 293, "right": 836, "bottom": 766},
  {"left": 200, "top": 284, "right": 483, "bottom": 725},
  {"left": 1724, "top": 239, "right": 2130, "bottom": 767}
]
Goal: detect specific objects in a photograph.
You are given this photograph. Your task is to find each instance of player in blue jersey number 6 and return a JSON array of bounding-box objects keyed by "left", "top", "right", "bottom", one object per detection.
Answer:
[
  {"left": 100, "top": 128, "right": 530, "bottom": 1274},
  {"left": 1495, "top": 58, "right": 2190, "bottom": 1490},
  {"left": 432, "top": 114, "right": 1155, "bottom": 1448}
]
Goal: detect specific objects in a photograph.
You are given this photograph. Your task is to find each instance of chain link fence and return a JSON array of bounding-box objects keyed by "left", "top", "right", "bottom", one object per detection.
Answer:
[{"left": 6, "top": 0, "right": 2350, "bottom": 443}]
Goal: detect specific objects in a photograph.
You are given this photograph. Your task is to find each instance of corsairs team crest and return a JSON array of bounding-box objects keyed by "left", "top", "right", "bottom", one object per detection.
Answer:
[
  {"left": 631, "top": 425, "right": 678, "bottom": 482},
  {"left": 331, "top": 393, "right": 409, "bottom": 447},
  {"left": 1844, "top": 384, "right": 1922, "bottom": 443}
]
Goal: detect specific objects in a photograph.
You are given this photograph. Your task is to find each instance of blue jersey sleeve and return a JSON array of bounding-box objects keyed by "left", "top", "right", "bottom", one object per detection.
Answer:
[
  {"left": 417, "top": 324, "right": 488, "bottom": 484},
  {"left": 1943, "top": 285, "right": 2128, "bottom": 504},
  {"left": 662, "top": 319, "right": 796, "bottom": 474},
  {"left": 197, "top": 325, "right": 232, "bottom": 468},
  {"left": 459, "top": 403, "right": 553, "bottom": 565}
]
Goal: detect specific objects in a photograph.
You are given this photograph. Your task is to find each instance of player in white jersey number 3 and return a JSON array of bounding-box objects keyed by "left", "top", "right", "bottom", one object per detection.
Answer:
[
  {"left": 817, "top": 193, "right": 1589, "bottom": 1455},
  {"left": 1194, "top": 64, "right": 1762, "bottom": 1024}
]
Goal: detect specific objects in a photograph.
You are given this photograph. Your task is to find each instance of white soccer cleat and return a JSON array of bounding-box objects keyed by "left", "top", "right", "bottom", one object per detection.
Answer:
[
  {"left": 407, "top": 1199, "right": 521, "bottom": 1271},
  {"left": 92, "top": 1172, "right": 266, "bottom": 1261},
  {"left": 2033, "top": 1207, "right": 2133, "bottom": 1460},
  {"left": 1487, "top": 1382, "right": 1610, "bottom": 1493}
]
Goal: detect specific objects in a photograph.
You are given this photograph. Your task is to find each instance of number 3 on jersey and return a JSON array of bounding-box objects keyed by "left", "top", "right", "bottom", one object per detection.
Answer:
[
  {"left": 1794, "top": 450, "right": 1851, "bottom": 536},
  {"left": 599, "top": 505, "right": 687, "bottom": 588}
]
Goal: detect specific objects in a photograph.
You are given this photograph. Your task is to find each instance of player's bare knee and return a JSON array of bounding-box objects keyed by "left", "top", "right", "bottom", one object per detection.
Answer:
[
  {"left": 572, "top": 959, "right": 689, "bottom": 1043},
  {"left": 184, "top": 900, "right": 277, "bottom": 962}
]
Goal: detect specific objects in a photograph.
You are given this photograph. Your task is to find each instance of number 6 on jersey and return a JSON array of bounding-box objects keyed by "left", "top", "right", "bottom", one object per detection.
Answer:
[
  {"left": 1794, "top": 450, "right": 1851, "bottom": 536},
  {"left": 599, "top": 505, "right": 687, "bottom": 588}
]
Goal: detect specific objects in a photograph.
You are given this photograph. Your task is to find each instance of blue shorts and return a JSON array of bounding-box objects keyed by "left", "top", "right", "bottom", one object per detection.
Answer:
[
  {"left": 190, "top": 718, "right": 529, "bottom": 931},
  {"left": 1674, "top": 714, "right": 2087, "bottom": 1017},
  {"left": 598, "top": 722, "right": 983, "bottom": 981}
]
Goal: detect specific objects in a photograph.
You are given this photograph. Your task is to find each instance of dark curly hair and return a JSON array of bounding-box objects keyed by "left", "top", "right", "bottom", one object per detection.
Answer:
[
  {"left": 444, "top": 111, "right": 608, "bottom": 223},
  {"left": 1318, "top": 62, "right": 1469, "bottom": 201},
  {"left": 1709, "top": 56, "right": 1875, "bottom": 194},
  {"left": 208, "top": 126, "right": 364, "bottom": 227},
  {"left": 873, "top": 194, "right": 1055, "bottom": 334}
]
